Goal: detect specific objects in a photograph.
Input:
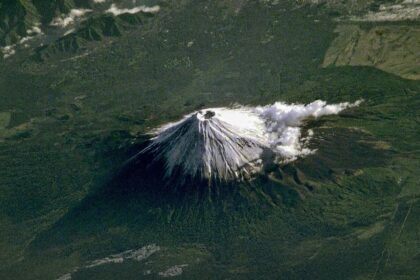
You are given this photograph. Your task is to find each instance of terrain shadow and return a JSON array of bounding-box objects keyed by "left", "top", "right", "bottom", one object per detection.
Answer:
[
  {"left": 27, "top": 125, "right": 391, "bottom": 258},
  {"left": 27, "top": 142, "right": 299, "bottom": 256}
]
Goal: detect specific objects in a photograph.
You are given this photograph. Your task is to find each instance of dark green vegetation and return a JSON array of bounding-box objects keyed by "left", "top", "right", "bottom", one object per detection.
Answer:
[
  {"left": 0, "top": 0, "right": 39, "bottom": 45},
  {"left": 0, "top": 0, "right": 419, "bottom": 279},
  {"left": 0, "top": 0, "right": 158, "bottom": 50},
  {"left": 0, "top": 0, "right": 79, "bottom": 45},
  {"left": 35, "top": 11, "right": 156, "bottom": 60}
]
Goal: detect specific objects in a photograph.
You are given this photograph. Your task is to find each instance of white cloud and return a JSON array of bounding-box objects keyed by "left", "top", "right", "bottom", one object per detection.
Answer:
[
  {"left": 1, "top": 25, "right": 43, "bottom": 59},
  {"left": 55, "top": 244, "right": 160, "bottom": 280},
  {"left": 254, "top": 99, "right": 363, "bottom": 160},
  {"left": 1, "top": 45, "right": 16, "bottom": 59},
  {"left": 348, "top": 1, "right": 420, "bottom": 22},
  {"left": 50, "top": 9, "right": 92, "bottom": 27},
  {"left": 27, "top": 26, "right": 42, "bottom": 35},
  {"left": 85, "top": 244, "right": 160, "bottom": 268},
  {"left": 93, "top": 0, "right": 106, "bottom": 3},
  {"left": 158, "top": 264, "right": 188, "bottom": 277},
  {"left": 105, "top": 4, "right": 160, "bottom": 16},
  {"left": 63, "top": 28, "right": 76, "bottom": 36},
  {"left": 403, "top": 0, "right": 420, "bottom": 4}
]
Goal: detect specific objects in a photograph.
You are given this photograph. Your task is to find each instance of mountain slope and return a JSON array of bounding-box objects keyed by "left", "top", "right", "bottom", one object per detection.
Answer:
[
  {"left": 32, "top": 0, "right": 76, "bottom": 24},
  {"left": 0, "top": 0, "right": 40, "bottom": 45},
  {"left": 34, "top": 11, "right": 156, "bottom": 60}
]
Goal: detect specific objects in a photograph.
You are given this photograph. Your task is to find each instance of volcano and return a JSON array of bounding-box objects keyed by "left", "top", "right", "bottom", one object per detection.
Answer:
[
  {"left": 128, "top": 100, "right": 362, "bottom": 184},
  {"left": 137, "top": 108, "right": 271, "bottom": 182}
]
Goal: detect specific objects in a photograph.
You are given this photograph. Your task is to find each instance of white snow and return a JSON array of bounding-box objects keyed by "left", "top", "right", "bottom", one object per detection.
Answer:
[{"left": 140, "top": 100, "right": 363, "bottom": 181}]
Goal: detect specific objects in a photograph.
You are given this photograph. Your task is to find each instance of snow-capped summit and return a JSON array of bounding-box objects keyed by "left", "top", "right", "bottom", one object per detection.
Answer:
[
  {"left": 140, "top": 108, "right": 270, "bottom": 181},
  {"left": 131, "top": 100, "right": 362, "bottom": 184}
]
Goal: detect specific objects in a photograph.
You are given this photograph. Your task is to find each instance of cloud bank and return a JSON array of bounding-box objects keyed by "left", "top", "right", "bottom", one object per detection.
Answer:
[{"left": 255, "top": 99, "right": 363, "bottom": 159}]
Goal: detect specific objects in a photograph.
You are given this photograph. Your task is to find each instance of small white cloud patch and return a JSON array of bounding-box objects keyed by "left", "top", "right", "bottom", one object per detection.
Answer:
[
  {"left": 27, "top": 26, "right": 42, "bottom": 35},
  {"left": 1, "top": 45, "right": 16, "bottom": 59},
  {"left": 55, "top": 244, "right": 160, "bottom": 280},
  {"left": 63, "top": 28, "right": 76, "bottom": 36},
  {"left": 50, "top": 9, "right": 92, "bottom": 28},
  {"left": 158, "top": 264, "right": 188, "bottom": 277},
  {"left": 1, "top": 25, "right": 43, "bottom": 59},
  {"left": 105, "top": 4, "right": 160, "bottom": 16}
]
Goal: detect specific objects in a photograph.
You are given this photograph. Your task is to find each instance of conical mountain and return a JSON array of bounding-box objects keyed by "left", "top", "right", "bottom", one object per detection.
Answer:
[{"left": 134, "top": 108, "right": 271, "bottom": 182}]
